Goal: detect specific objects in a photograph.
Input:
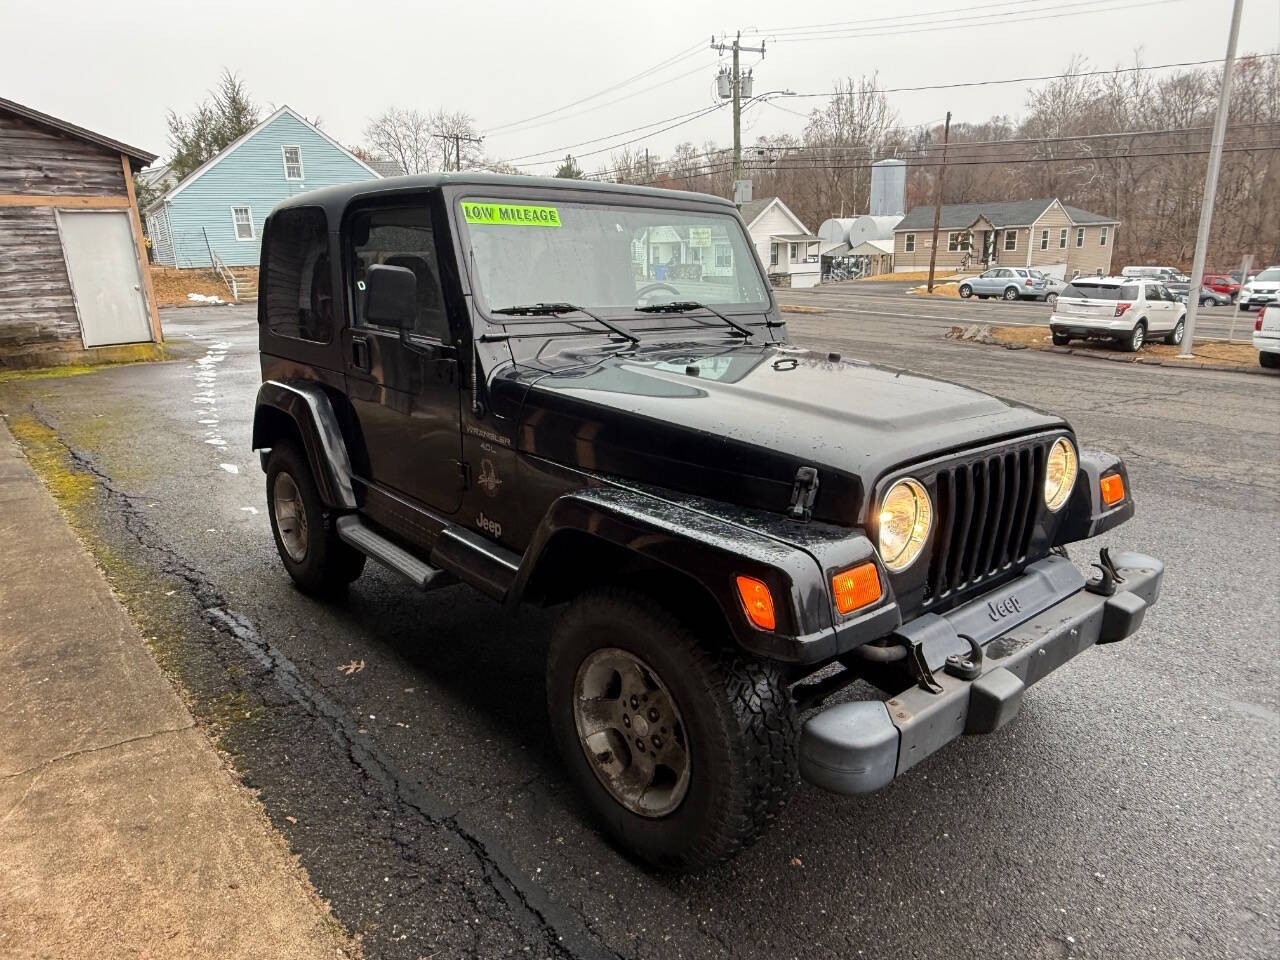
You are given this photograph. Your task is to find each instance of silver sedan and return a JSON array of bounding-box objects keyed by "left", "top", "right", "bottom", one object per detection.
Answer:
[{"left": 957, "top": 267, "right": 1047, "bottom": 301}]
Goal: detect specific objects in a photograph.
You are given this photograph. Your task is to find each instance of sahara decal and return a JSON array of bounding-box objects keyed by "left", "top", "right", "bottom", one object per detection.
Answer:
[
  {"left": 461, "top": 202, "right": 562, "bottom": 227},
  {"left": 477, "top": 459, "right": 503, "bottom": 496}
]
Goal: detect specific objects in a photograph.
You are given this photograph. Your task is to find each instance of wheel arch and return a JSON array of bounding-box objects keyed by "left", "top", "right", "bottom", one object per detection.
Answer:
[{"left": 252, "top": 380, "right": 357, "bottom": 509}]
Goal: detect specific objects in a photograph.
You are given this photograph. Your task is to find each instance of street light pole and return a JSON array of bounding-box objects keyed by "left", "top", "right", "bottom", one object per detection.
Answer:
[
  {"left": 926, "top": 112, "right": 952, "bottom": 295},
  {"left": 1180, "top": 0, "right": 1243, "bottom": 357}
]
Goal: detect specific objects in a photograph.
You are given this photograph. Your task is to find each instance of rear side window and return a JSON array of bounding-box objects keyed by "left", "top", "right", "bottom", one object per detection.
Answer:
[
  {"left": 263, "top": 207, "right": 332, "bottom": 343},
  {"left": 1063, "top": 283, "right": 1139, "bottom": 300}
]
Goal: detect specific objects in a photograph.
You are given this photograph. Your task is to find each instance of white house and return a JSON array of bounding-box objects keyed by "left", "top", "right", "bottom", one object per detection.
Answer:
[{"left": 738, "top": 197, "right": 821, "bottom": 289}]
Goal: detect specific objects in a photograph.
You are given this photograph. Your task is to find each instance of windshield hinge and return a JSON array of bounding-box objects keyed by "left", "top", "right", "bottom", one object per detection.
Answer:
[{"left": 788, "top": 466, "right": 820, "bottom": 521}]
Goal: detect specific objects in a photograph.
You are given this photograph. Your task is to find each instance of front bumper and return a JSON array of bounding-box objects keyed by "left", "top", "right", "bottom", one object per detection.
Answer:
[
  {"left": 1244, "top": 292, "right": 1277, "bottom": 307},
  {"left": 799, "top": 550, "right": 1163, "bottom": 795}
]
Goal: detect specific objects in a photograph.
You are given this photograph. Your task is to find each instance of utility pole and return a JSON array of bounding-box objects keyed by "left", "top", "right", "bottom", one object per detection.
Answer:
[
  {"left": 711, "top": 33, "right": 765, "bottom": 199},
  {"left": 926, "top": 111, "right": 952, "bottom": 294},
  {"left": 1181, "top": 0, "right": 1243, "bottom": 357},
  {"left": 438, "top": 133, "right": 484, "bottom": 172}
]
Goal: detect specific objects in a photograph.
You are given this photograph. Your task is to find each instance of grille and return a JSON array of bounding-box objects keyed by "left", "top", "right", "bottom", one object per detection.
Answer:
[{"left": 924, "top": 439, "right": 1049, "bottom": 603}]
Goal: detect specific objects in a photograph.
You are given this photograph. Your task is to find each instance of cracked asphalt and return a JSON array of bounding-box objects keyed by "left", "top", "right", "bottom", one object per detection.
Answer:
[{"left": 1, "top": 297, "right": 1276, "bottom": 960}]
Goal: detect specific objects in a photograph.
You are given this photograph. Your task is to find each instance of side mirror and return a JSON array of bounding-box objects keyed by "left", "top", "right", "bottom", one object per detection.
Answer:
[{"left": 364, "top": 264, "right": 416, "bottom": 329}]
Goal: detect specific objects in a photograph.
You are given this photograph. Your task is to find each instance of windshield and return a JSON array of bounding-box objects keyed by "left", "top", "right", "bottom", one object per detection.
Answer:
[
  {"left": 1063, "top": 282, "right": 1138, "bottom": 300},
  {"left": 458, "top": 197, "right": 770, "bottom": 315},
  {"left": 1254, "top": 268, "right": 1280, "bottom": 282}
]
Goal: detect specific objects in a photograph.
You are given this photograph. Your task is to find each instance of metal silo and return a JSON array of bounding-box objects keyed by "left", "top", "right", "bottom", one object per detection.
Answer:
[{"left": 870, "top": 159, "right": 906, "bottom": 217}]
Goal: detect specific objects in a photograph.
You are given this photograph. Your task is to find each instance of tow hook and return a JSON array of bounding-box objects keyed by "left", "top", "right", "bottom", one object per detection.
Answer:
[
  {"left": 1087, "top": 547, "right": 1126, "bottom": 597},
  {"left": 944, "top": 633, "right": 983, "bottom": 680}
]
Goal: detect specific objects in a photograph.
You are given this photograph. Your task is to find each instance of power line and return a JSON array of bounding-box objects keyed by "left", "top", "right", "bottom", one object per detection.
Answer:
[
  {"left": 755, "top": 0, "right": 1060, "bottom": 36},
  {"left": 482, "top": 41, "right": 706, "bottom": 134},
  {"left": 502, "top": 102, "right": 730, "bottom": 167}
]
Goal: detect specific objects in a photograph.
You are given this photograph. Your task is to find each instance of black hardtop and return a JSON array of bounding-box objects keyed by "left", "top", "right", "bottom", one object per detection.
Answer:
[{"left": 271, "top": 172, "right": 737, "bottom": 223}]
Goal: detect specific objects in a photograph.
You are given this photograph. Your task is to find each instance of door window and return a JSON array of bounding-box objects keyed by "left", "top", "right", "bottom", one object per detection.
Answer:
[
  {"left": 349, "top": 207, "right": 450, "bottom": 341},
  {"left": 263, "top": 207, "right": 331, "bottom": 343}
]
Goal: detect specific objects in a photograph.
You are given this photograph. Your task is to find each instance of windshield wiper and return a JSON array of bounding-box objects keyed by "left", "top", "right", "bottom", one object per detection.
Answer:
[
  {"left": 635, "top": 300, "right": 754, "bottom": 339},
  {"left": 491, "top": 302, "right": 639, "bottom": 344}
]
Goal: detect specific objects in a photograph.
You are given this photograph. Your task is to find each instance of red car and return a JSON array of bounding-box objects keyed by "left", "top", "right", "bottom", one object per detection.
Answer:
[{"left": 1203, "top": 274, "right": 1240, "bottom": 298}]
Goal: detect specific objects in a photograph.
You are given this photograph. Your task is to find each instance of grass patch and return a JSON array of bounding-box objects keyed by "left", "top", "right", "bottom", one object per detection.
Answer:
[
  {"left": 6, "top": 414, "right": 95, "bottom": 505},
  {"left": 988, "top": 324, "right": 1263, "bottom": 367},
  {"left": 0, "top": 364, "right": 100, "bottom": 384}
]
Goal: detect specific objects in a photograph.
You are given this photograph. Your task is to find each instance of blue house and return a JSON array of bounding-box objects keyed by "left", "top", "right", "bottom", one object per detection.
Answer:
[{"left": 145, "top": 105, "right": 380, "bottom": 269}]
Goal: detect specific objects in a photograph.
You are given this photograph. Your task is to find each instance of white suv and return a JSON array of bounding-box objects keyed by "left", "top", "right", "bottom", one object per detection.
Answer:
[
  {"left": 1254, "top": 303, "right": 1279, "bottom": 369},
  {"left": 1050, "top": 277, "right": 1186, "bottom": 351},
  {"left": 1239, "top": 266, "right": 1280, "bottom": 311}
]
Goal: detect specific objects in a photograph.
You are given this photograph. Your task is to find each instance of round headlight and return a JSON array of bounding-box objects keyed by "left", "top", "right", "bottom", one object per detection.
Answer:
[
  {"left": 1044, "top": 437, "right": 1078, "bottom": 512},
  {"left": 878, "top": 478, "right": 932, "bottom": 572}
]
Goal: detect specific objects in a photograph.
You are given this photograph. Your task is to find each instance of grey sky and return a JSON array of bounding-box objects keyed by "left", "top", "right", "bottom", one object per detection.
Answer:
[{"left": 2, "top": 0, "right": 1275, "bottom": 174}]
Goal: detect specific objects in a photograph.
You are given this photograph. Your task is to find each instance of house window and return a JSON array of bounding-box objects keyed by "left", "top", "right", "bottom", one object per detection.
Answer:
[
  {"left": 947, "top": 231, "right": 970, "bottom": 253},
  {"left": 1075, "top": 227, "right": 1085, "bottom": 247},
  {"left": 282, "top": 146, "right": 304, "bottom": 180},
  {"left": 904, "top": 233, "right": 916, "bottom": 253},
  {"left": 1004, "top": 230, "right": 1017, "bottom": 252},
  {"left": 1040, "top": 229, "right": 1049, "bottom": 250},
  {"left": 715, "top": 243, "right": 732, "bottom": 268},
  {"left": 770, "top": 243, "right": 779, "bottom": 267},
  {"left": 1059, "top": 228, "right": 1068, "bottom": 249},
  {"left": 1100, "top": 226, "right": 1108, "bottom": 246},
  {"left": 231, "top": 205, "right": 254, "bottom": 241}
]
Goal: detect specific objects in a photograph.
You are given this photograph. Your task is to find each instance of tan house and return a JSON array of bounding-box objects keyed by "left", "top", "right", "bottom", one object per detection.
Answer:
[{"left": 892, "top": 198, "right": 1119, "bottom": 278}]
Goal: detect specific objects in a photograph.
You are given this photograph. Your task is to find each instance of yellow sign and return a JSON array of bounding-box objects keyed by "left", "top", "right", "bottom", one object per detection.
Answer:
[{"left": 461, "top": 202, "right": 562, "bottom": 227}]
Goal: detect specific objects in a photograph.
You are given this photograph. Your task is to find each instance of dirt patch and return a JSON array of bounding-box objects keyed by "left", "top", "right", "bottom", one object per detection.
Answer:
[
  {"left": 857, "top": 270, "right": 965, "bottom": 283},
  {"left": 779, "top": 303, "right": 825, "bottom": 314},
  {"left": 150, "top": 267, "right": 233, "bottom": 307},
  {"left": 951, "top": 323, "right": 1268, "bottom": 371},
  {"left": 908, "top": 282, "right": 961, "bottom": 298}
]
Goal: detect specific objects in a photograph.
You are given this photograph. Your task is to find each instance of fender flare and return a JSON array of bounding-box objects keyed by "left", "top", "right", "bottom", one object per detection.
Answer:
[{"left": 252, "top": 380, "right": 357, "bottom": 509}]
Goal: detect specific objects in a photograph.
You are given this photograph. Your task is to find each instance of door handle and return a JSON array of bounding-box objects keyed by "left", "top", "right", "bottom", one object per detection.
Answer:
[{"left": 351, "top": 335, "right": 370, "bottom": 371}]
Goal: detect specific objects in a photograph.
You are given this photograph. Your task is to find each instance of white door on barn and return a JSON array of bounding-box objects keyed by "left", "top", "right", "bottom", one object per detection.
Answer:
[{"left": 56, "top": 210, "right": 153, "bottom": 347}]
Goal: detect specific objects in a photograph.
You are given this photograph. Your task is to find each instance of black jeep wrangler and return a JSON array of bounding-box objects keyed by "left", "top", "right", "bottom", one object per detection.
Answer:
[{"left": 252, "top": 174, "right": 1163, "bottom": 870}]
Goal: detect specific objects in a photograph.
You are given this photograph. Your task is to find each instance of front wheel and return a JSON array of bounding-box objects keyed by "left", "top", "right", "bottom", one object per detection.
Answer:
[
  {"left": 547, "top": 587, "right": 797, "bottom": 871},
  {"left": 958, "top": 284, "right": 973, "bottom": 299},
  {"left": 1164, "top": 318, "right": 1185, "bottom": 345},
  {"left": 1003, "top": 286, "right": 1019, "bottom": 301},
  {"left": 1052, "top": 330, "right": 1071, "bottom": 346},
  {"left": 265, "top": 442, "right": 366, "bottom": 594}
]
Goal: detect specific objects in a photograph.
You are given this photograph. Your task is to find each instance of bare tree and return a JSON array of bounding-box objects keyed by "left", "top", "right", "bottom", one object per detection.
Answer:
[{"left": 363, "top": 107, "right": 436, "bottom": 174}]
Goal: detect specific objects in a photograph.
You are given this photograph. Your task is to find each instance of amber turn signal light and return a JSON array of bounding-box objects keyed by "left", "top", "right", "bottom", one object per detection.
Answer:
[
  {"left": 735, "top": 575, "right": 776, "bottom": 631},
  {"left": 832, "top": 562, "right": 882, "bottom": 615},
  {"left": 1100, "top": 472, "right": 1125, "bottom": 506}
]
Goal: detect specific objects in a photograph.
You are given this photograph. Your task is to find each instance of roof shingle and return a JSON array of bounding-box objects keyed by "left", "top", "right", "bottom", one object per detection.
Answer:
[{"left": 895, "top": 198, "right": 1117, "bottom": 231}]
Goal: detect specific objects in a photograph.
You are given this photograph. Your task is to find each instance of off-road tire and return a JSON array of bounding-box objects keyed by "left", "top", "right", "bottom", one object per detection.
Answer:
[
  {"left": 265, "top": 441, "right": 366, "bottom": 594},
  {"left": 1051, "top": 330, "right": 1071, "bottom": 346},
  {"left": 547, "top": 587, "right": 797, "bottom": 871},
  {"left": 1122, "top": 320, "right": 1147, "bottom": 352},
  {"left": 958, "top": 284, "right": 973, "bottom": 299},
  {"left": 1164, "top": 318, "right": 1185, "bottom": 345}
]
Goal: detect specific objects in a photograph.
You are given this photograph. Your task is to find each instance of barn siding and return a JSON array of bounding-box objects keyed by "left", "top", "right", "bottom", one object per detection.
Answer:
[
  {"left": 158, "top": 110, "right": 378, "bottom": 268},
  {"left": 0, "top": 207, "right": 79, "bottom": 349},
  {"left": 0, "top": 114, "right": 126, "bottom": 196}
]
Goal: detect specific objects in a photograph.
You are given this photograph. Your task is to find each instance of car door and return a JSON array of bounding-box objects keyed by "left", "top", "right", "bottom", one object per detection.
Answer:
[
  {"left": 981, "top": 269, "right": 1006, "bottom": 295},
  {"left": 341, "top": 203, "right": 464, "bottom": 522},
  {"left": 1152, "top": 283, "right": 1177, "bottom": 331}
]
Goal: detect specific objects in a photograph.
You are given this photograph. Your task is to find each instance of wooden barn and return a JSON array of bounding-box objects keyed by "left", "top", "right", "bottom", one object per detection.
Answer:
[{"left": 0, "top": 97, "right": 161, "bottom": 369}]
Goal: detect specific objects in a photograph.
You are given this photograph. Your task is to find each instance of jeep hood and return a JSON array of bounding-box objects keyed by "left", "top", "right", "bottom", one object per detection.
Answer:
[{"left": 509, "top": 341, "right": 1065, "bottom": 523}]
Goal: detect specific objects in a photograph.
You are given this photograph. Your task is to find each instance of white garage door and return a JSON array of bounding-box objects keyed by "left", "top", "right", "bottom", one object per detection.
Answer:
[{"left": 56, "top": 210, "right": 153, "bottom": 347}]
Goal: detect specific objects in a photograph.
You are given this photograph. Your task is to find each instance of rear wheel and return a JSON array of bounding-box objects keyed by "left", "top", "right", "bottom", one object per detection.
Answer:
[
  {"left": 1164, "top": 318, "right": 1185, "bottom": 345},
  {"left": 1121, "top": 320, "right": 1147, "bottom": 352},
  {"left": 1002, "top": 286, "right": 1019, "bottom": 301},
  {"left": 1046, "top": 292, "right": 1059, "bottom": 306},
  {"left": 1051, "top": 330, "right": 1071, "bottom": 346},
  {"left": 547, "top": 587, "right": 797, "bottom": 871},
  {"left": 1261, "top": 352, "right": 1279, "bottom": 369},
  {"left": 958, "top": 284, "right": 973, "bottom": 299},
  {"left": 265, "top": 441, "right": 366, "bottom": 594}
]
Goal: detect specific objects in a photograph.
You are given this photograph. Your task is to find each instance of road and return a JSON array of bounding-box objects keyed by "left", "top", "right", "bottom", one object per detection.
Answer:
[
  {"left": 2, "top": 301, "right": 1277, "bottom": 960},
  {"left": 790, "top": 278, "right": 1257, "bottom": 341}
]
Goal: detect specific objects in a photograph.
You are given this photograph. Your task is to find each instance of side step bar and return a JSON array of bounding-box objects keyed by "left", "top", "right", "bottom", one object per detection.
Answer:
[{"left": 335, "top": 515, "right": 450, "bottom": 590}]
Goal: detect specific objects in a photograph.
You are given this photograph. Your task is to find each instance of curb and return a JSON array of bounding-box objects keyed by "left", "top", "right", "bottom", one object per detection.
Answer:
[{"left": 1040, "top": 344, "right": 1278, "bottom": 376}]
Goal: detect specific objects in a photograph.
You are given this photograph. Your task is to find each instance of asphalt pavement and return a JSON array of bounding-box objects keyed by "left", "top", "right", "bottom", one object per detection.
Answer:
[
  {"left": 0, "top": 300, "right": 1276, "bottom": 960},
  {"left": 790, "top": 278, "right": 1257, "bottom": 341}
]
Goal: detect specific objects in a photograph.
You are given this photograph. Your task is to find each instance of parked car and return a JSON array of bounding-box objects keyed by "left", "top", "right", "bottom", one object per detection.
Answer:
[
  {"left": 1121, "top": 266, "right": 1186, "bottom": 283},
  {"left": 1201, "top": 274, "right": 1240, "bottom": 299},
  {"left": 957, "top": 266, "right": 1046, "bottom": 301},
  {"left": 1050, "top": 277, "right": 1186, "bottom": 351},
  {"left": 1029, "top": 269, "right": 1067, "bottom": 305},
  {"left": 1166, "top": 281, "right": 1231, "bottom": 307},
  {"left": 1229, "top": 269, "right": 1260, "bottom": 285},
  {"left": 1254, "top": 303, "right": 1280, "bottom": 368},
  {"left": 251, "top": 174, "right": 1163, "bottom": 869},
  {"left": 1238, "top": 266, "right": 1280, "bottom": 311}
]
